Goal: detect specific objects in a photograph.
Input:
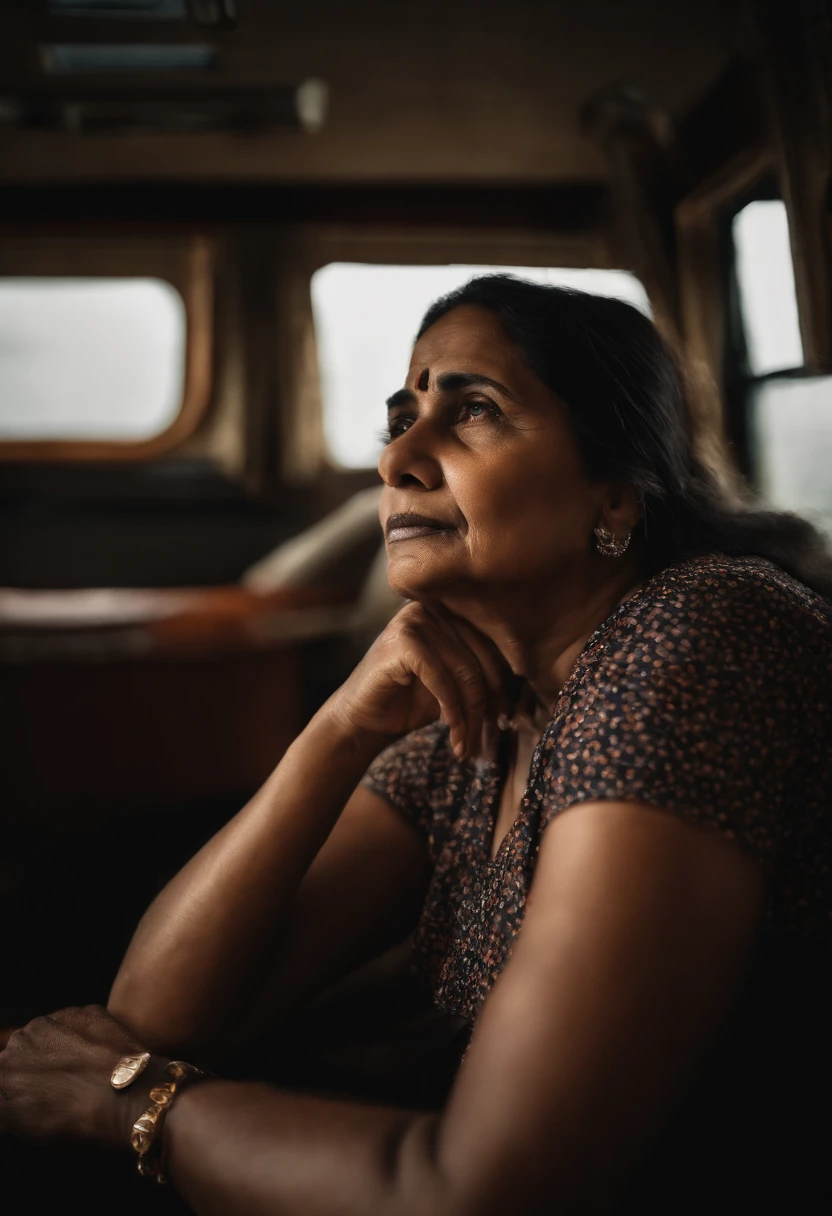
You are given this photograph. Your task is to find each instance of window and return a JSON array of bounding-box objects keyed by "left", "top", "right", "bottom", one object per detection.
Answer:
[
  {"left": 752, "top": 377, "right": 832, "bottom": 535},
  {"left": 311, "top": 264, "right": 650, "bottom": 469},
  {"left": 732, "top": 201, "right": 803, "bottom": 376},
  {"left": 730, "top": 198, "right": 832, "bottom": 537},
  {"left": 0, "top": 278, "right": 186, "bottom": 442}
]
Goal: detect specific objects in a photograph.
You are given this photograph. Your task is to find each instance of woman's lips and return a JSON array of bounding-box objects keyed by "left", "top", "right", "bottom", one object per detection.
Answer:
[
  {"left": 387, "top": 524, "right": 455, "bottom": 543},
  {"left": 385, "top": 512, "right": 456, "bottom": 543}
]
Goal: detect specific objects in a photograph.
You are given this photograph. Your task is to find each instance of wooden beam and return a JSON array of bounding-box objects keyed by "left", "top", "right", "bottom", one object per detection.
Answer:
[
  {"left": 676, "top": 59, "right": 771, "bottom": 204},
  {"left": 581, "top": 85, "right": 682, "bottom": 340},
  {"left": 0, "top": 182, "right": 610, "bottom": 231},
  {"left": 752, "top": 0, "right": 832, "bottom": 371}
]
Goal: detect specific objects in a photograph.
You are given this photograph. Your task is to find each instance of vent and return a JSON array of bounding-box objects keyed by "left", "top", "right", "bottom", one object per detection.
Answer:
[
  {"left": 42, "top": 43, "right": 217, "bottom": 72},
  {"left": 49, "top": 1, "right": 189, "bottom": 16},
  {"left": 47, "top": 1, "right": 236, "bottom": 22},
  {"left": 0, "top": 80, "right": 329, "bottom": 136}
]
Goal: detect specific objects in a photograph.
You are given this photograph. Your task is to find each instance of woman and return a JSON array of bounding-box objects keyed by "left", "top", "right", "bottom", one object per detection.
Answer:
[{"left": 2, "top": 276, "right": 830, "bottom": 1215}]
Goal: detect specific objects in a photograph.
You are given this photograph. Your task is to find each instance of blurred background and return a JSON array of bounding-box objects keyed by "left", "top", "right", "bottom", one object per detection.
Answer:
[{"left": 0, "top": 0, "right": 830, "bottom": 1038}]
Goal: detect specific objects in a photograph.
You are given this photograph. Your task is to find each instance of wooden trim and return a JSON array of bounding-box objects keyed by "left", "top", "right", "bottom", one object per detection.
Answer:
[
  {"left": 752, "top": 0, "right": 832, "bottom": 373},
  {"left": 675, "top": 149, "right": 776, "bottom": 221},
  {"left": 297, "top": 226, "right": 616, "bottom": 278},
  {"left": 673, "top": 146, "right": 777, "bottom": 406},
  {"left": 0, "top": 183, "right": 610, "bottom": 231},
  {"left": 674, "top": 153, "right": 778, "bottom": 490},
  {"left": 0, "top": 236, "right": 214, "bottom": 463}
]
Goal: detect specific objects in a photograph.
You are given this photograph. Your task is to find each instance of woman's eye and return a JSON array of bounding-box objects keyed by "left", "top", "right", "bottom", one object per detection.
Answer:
[
  {"left": 380, "top": 400, "right": 500, "bottom": 445},
  {"left": 380, "top": 417, "right": 412, "bottom": 443},
  {"left": 460, "top": 399, "right": 499, "bottom": 423}
]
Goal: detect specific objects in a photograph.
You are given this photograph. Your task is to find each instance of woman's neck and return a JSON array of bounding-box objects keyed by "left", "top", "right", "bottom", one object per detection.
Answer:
[{"left": 437, "top": 560, "right": 644, "bottom": 715}]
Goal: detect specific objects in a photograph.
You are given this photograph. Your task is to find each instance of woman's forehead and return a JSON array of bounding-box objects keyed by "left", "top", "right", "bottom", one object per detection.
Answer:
[{"left": 408, "top": 305, "right": 517, "bottom": 381}]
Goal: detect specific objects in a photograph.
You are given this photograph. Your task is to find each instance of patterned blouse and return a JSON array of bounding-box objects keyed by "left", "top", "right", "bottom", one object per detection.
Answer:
[{"left": 361, "top": 553, "right": 832, "bottom": 1026}]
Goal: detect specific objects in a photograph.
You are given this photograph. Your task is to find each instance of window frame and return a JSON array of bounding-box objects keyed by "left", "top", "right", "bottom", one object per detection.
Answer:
[
  {"left": 0, "top": 231, "right": 214, "bottom": 463},
  {"left": 720, "top": 177, "right": 819, "bottom": 484}
]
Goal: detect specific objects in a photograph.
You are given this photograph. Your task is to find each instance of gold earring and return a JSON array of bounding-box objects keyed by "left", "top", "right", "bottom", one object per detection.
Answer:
[{"left": 594, "top": 524, "right": 631, "bottom": 557}]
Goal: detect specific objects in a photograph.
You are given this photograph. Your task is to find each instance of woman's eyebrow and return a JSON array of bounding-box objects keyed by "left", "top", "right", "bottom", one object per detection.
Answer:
[
  {"left": 385, "top": 372, "right": 516, "bottom": 412},
  {"left": 385, "top": 388, "right": 415, "bottom": 411},
  {"left": 435, "top": 371, "right": 517, "bottom": 399}
]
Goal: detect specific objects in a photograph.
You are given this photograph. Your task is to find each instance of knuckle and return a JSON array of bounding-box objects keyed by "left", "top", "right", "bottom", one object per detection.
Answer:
[
  {"left": 4, "top": 1026, "right": 24, "bottom": 1052},
  {"left": 454, "top": 665, "right": 483, "bottom": 689},
  {"left": 395, "top": 618, "right": 423, "bottom": 643},
  {"left": 398, "top": 602, "right": 426, "bottom": 626}
]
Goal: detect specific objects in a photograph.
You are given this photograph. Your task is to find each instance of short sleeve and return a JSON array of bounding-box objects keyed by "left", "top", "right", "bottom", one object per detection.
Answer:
[
  {"left": 360, "top": 721, "right": 460, "bottom": 861},
  {"left": 541, "top": 564, "right": 824, "bottom": 868}
]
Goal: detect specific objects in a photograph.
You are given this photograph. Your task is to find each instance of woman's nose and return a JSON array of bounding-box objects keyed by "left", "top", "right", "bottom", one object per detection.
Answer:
[{"left": 378, "top": 424, "right": 443, "bottom": 490}]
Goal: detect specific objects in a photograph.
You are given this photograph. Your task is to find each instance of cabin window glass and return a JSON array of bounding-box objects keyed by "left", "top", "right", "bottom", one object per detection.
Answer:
[
  {"left": 311, "top": 264, "right": 651, "bottom": 469},
  {"left": 751, "top": 377, "right": 832, "bottom": 537},
  {"left": 731, "top": 200, "right": 803, "bottom": 376},
  {"left": 731, "top": 199, "right": 832, "bottom": 538},
  {"left": 0, "top": 278, "right": 187, "bottom": 442}
]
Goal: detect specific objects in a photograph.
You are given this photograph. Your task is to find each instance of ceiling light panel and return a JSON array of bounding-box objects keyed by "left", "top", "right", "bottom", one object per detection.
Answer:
[
  {"left": 42, "top": 44, "right": 217, "bottom": 72},
  {"left": 48, "top": 1, "right": 189, "bottom": 17}
]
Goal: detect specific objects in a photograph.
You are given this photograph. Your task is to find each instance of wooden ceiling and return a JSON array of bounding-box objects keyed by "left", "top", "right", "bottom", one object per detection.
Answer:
[{"left": 0, "top": 0, "right": 746, "bottom": 184}]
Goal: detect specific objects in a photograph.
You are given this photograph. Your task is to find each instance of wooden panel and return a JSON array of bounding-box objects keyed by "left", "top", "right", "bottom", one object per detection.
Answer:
[
  {"left": 0, "top": 584, "right": 355, "bottom": 821},
  {"left": 1, "top": 646, "right": 306, "bottom": 822}
]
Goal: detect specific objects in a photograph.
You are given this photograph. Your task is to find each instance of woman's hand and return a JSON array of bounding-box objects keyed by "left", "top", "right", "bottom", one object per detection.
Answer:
[
  {"left": 329, "top": 601, "right": 515, "bottom": 759},
  {"left": 0, "top": 1004, "right": 156, "bottom": 1150}
]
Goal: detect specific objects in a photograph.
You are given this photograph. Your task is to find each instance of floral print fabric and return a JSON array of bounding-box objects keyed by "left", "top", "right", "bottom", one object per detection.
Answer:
[{"left": 361, "top": 554, "right": 832, "bottom": 1022}]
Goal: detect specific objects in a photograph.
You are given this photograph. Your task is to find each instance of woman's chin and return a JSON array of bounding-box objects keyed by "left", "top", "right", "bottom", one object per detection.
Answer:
[{"left": 386, "top": 556, "right": 461, "bottom": 602}]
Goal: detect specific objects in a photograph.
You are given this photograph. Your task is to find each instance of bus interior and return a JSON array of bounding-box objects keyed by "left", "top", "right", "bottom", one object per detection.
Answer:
[{"left": 1, "top": 0, "right": 830, "bottom": 1058}]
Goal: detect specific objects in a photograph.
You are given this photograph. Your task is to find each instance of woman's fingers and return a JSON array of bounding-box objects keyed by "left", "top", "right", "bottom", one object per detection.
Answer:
[
  {"left": 416, "top": 613, "right": 496, "bottom": 758},
  {"left": 424, "top": 604, "right": 513, "bottom": 730},
  {"left": 341, "top": 600, "right": 507, "bottom": 753},
  {"left": 407, "top": 649, "right": 471, "bottom": 758},
  {"left": 439, "top": 612, "right": 513, "bottom": 722},
  {"left": 440, "top": 644, "right": 490, "bottom": 758},
  {"left": 398, "top": 613, "right": 489, "bottom": 757}
]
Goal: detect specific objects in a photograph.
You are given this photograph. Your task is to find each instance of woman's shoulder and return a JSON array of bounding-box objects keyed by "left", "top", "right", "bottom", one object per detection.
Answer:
[
  {"left": 544, "top": 555, "right": 830, "bottom": 913},
  {"left": 554, "top": 551, "right": 831, "bottom": 802},
  {"left": 604, "top": 553, "right": 831, "bottom": 670},
  {"left": 639, "top": 552, "right": 829, "bottom": 624}
]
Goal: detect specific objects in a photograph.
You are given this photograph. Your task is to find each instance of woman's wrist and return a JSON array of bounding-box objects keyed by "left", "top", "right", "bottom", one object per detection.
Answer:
[
  {"left": 113, "top": 1054, "right": 172, "bottom": 1150},
  {"left": 111, "top": 1054, "right": 209, "bottom": 1183},
  {"left": 305, "top": 695, "right": 397, "bottom": 766}
]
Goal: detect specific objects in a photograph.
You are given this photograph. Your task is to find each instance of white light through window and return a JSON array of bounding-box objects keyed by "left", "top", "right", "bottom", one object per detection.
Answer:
[
  {"left": 311, "top": 264, "right": 651, "bottom": 469},
  {"left": 0, "top": 278, "right": 186, "bottom": 442},
  {"left": 752, "top": 376, "right": 832, "bottom": 538},
  {"left": 732, "top": 200, "right": 804, "bottom": 376}
]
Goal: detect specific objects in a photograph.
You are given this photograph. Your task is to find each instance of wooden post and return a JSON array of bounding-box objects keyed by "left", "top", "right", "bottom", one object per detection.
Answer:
[
  {"left": 752, "top": 0, "right": 832, "bottom": 371},
  {"left": 581, "top": 84, "right": 683, "bottom": 343}
]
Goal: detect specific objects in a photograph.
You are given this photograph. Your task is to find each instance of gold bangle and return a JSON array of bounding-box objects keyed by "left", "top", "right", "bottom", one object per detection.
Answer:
[
  {"left": 130, "top": 1059, "right": 205, "bottom": 1185},
  {"left": 110, "top": 1051, "right": 151, "bottom": 1090}
]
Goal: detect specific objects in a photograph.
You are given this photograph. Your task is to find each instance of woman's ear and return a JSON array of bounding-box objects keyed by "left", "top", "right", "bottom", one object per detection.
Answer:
[{"left": 597, "top": 483, "right": 641, "bottom": 537}]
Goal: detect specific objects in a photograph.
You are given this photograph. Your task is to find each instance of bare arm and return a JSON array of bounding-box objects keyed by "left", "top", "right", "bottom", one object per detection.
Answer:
[
  {"left": 108, "top": 601, "right": 510, "bottom": 1060},
  {"left": 107, "top": 707, "right": 428, "bottom": 1059},
  {"left": 155, "top": 798, "right": 764, "bottom": 1216}
]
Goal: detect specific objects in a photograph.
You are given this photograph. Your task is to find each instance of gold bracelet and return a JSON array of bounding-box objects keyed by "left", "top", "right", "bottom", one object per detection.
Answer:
[{"left": 129, "top": 1059, "right": 205, "bottom": 1185}]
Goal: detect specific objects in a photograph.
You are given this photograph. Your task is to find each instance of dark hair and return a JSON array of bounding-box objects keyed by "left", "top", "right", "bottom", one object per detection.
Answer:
[{"left": 416, "top": 274, "right": 832, "bottom": 600}]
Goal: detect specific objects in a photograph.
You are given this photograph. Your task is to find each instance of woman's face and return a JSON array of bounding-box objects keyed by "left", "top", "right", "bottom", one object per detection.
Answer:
[{"left": 378, "top": 304, "right": 606, "bottom": 601}]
